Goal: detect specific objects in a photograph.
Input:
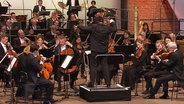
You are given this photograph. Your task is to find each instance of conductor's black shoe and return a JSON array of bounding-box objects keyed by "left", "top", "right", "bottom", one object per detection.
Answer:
[
  {"left": 159, "top": 94, "right": 169, "bottom": 99},
  {"left": 143, "top": 94, "right": 155, "bottom": 99},
  {"left": 87, "top": 82, "right": 94, "bottom": 87}
]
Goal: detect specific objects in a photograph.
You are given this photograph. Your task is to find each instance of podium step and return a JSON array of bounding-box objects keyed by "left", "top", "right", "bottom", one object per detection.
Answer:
[{"left": 79, "top": 84, "right": 131, "bottom": 102}]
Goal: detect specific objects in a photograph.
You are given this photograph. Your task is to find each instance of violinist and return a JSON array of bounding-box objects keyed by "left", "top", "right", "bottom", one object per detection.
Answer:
[
  {"left": 13, "top": 29, "right": 31, "bottom": 53},
  {"left": 144, "top": 42, "right": 184, "bottom": 99},
  {"left": 137, "top": 32, "right": 151, "bottom": 50},
  {"left": 0, "top": 34, "right": 12, "bottom": 88},
  {"left": 143, "top": 40, "right": 169, "bottom": 95},
  {"left": 121, "top": 39, "right": 148, "bottom": 89},
  {"left": 122, "top": 30, "right": 132, "bottom": 46},
  {"left": 53, "top": 35, "right": 80, "bottom": 91}
]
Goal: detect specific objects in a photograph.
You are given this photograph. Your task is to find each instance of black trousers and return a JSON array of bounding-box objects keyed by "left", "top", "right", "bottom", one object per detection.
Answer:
[
  {"left": 16, "top": 77, "right": 54, "bottom": 101},
  {"left": 89, "top": 51, "right": 110, "bottom": 85},
  {"left": 121, "top": 65, "right": 136, "bottom": 89},
  {"left": 144, "top": 69, "right": 170, "bottom": 90},
  {"left": 36, "top": 77, "right": 54, "bottom": 101},
  {"left": 151, "top": 73, "right": 177, "bottom": 95}
]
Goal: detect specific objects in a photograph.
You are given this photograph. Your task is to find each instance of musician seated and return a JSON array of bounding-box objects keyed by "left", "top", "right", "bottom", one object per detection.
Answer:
[
  {"left": 28, "top": 18, "right": 41, "bottom": 30},
  {"left": 0, "top": 25, "right": 7, "bottom": 35},
  {"left": 121, "top": 30, "right": 133, "bottom": 46},
  {"left": 13, "top": 29, "right": 31, "bottom": 53},
  {"left": 53, "top": 35, "right": 80, "bottom": 91},
  {"left": 16, "top": 43, "right": 57, "bottom": 104},
  {"left": 142, "top": 40, "right": 169, "bottom": 95},
  {"left": 44, "top": 25, "right": 57, "bottom": 42},
  {"left": 67, "top": 13, "right": 79, "bottom": 30},
  {"left": 35, "top": 34, "right": 48, "bottom": 50},
  {"left": 54, "top": 20, "right": 61, "bottom": 30},
  {"left": 29, "top": 12, "right": 39, "bottom": 25},
  {"left": 47, "top": 11, "right": 58, "bottom": 29},
  {"left": 144, "top": 42, "right": 184, "bottom": 99},
  {"left": 121, "top": 39, "right": 149, "bottom": 89}
]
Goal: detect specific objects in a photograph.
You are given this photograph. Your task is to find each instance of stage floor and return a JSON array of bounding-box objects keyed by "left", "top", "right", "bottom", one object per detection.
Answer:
[{"left": 1, "top": 70, "right": 184, "bottom": 104}]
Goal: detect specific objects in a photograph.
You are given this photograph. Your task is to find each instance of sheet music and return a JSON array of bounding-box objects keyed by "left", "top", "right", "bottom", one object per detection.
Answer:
[
  {"left": 61, "top": 55, "right": 73, "bottom": 69},
  {"left": 7, "top": 57, "right": 17, "bottom": 72},
  {"left": 85, "top": 50, "right": 91, "bottom": 55}
]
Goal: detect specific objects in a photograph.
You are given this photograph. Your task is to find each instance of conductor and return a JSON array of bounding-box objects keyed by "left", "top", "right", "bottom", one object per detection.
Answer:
[{"left": 78, "top": 16, "right": 117, "bottom": 87}]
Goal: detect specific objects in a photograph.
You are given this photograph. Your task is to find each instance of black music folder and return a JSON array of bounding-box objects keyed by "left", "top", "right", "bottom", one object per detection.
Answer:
[
  {"left": 114, "top": 45, "right": 135, "bottom": 55},
  {"left": 38, "top": 11, "right": 50, "bottom": 16},
  {"left": 96, "top": 54, "right": 124, "bottom": 64},
  {"left": 0, "top": 7, "right": 8, "bottom": 14},
  {"left": 34, "top": 29, "right": 49, "bottom": 35},
  {"left": 58, "top": 29, "right": 71, "bottom": 36},
  {"left": 26, "top": 35, "right": 36, "bottom": 41},
  {"left": 70, "top": 6, "right": 81, "bottom": 11}
]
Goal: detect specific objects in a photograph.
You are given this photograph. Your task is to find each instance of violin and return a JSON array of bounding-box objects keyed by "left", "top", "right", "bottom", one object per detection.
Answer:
[
  {"left": 160, "top": 52, "right": 173, "bottom": 60},
  {"left": 136, "top": 47, "right": 144, "bottom": 59}
]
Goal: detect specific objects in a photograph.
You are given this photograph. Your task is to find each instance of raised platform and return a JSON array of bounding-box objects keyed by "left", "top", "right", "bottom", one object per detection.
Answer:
[{"left": 79, "top": 84, "right": 131, "bottom": 102}]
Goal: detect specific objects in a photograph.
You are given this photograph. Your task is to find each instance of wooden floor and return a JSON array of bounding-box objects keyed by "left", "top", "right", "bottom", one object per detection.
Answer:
[{"left": 0, "top": 71, "right": 184, "bottom": 104}]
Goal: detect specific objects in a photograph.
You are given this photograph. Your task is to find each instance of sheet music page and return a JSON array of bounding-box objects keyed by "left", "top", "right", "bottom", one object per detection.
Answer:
[
  {"left": 7, "top": 57, "right": 17, "bottom": 72},
  {"left": 85, "top": 50, "right": 91, "bottom": 55},
  {"left": 61, "top": 55, "right": 73, "bottom": 69}
]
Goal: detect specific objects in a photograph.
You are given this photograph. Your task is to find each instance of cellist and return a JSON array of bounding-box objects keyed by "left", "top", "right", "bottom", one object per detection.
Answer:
[{"left": 53, "top": 35, "right": 80, "bottom": 91}]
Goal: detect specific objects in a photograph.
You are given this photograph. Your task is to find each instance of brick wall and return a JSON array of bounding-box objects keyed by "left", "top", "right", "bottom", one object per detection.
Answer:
[{"left": 127, "top": 0, "right": 177, "bottom": 34}]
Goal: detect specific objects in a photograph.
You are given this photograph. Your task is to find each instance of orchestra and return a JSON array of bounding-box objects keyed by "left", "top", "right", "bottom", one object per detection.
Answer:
[{"left": 1, "top": 0, "right": 184, "bottom": 103}]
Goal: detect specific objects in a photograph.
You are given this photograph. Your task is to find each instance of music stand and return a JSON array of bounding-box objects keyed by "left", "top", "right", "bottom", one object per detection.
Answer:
[
  {"left": 34, "top": 29, "right": 49, "bottom": 35},
  {"left": 38, "top": 11, "right": 50, "bottom": 16},
  {"left": 57, "top": 29, "right": 71, "bottom": 37},
  {"left": 70, "top": 6, "right": 82, "bottom": 11},
  {"left": 114, "top": 45, "right": 135, "bottom": 62},
  {"left": 39, "top": 49, "right": 54, "bottom": 58},
  {"left": 0, "top": 7, "right": 8, "bottom": 14},
  {"left": 54, "top": 54, "right": 77, "bottom": 98},
  {"left": 67, "top": 20, "right": 79, "bottom": 30},
  {"left": 95, "top": 54, "right": 124, "bottom": 84},
  {"left": 25, "top": 35, "right": 36, "bottom": 42}
]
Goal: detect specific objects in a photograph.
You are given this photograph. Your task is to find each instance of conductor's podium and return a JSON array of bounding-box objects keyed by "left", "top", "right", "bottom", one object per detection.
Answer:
[{"left": 79, "top": 84, "right": 131, "bottom": 102}]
